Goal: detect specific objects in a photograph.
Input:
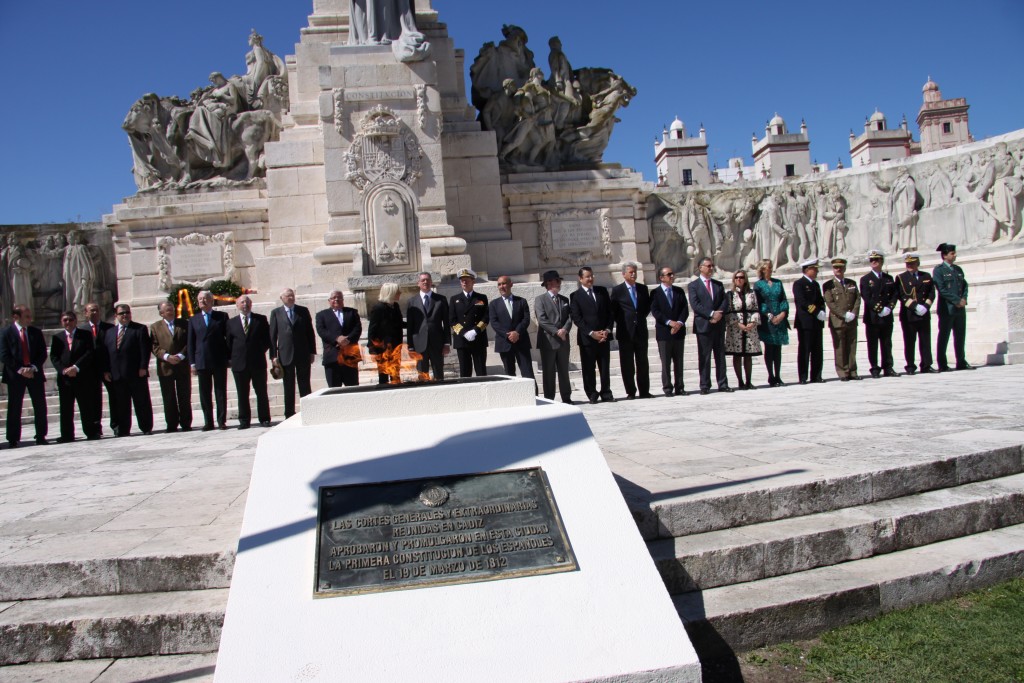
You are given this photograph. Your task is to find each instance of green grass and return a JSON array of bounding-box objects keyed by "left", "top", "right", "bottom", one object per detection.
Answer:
[{"left": 746, "top": 578, "right": 1024, "bottom": 683}]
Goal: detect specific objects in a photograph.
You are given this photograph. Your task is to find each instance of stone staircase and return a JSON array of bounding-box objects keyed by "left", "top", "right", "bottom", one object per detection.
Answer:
[{"left": 632, "top": 444, "right": 1024, "bottom": 655}]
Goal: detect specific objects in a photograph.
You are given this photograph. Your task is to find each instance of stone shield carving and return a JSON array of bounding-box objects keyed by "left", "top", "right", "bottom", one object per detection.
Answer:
[
  {"left": 157, "top": 232, "right": 235, "bottom": 290},
  {"left": 343, "top": 106, "right": 423, "bottom": 191}
]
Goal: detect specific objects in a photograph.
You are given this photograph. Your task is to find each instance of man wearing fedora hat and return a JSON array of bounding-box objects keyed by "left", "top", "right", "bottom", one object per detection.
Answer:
[
  {"left": 450, "top": 268, "right": 489, "bottom": 377},
  {"left": 534, "top": 270, "right": 573, "bottom": 403}
]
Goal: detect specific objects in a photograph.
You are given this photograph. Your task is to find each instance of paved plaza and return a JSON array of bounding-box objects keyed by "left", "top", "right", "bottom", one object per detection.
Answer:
[{"left": 0, "top": 364, "right": 1022, "bottom": 681}]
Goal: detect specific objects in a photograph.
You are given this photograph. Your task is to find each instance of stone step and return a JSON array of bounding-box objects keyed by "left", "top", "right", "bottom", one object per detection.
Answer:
[
  {"left": 0, "top": 550, "right": 235, "bottom": 602},
  {"left": 0, "top": 587, "right": 227, "bottom": 665},
  {"left": 650, "top": 472, "right": 1024, "bottom": 593},
  {"left": 0, "top": 653, "right": 217, "bottom": 683},
  {"left": 674, "top": 523, "right": 1024, "bottom": 655},
  {"left": 629, "top": 443, "right": 1024, "bottom": 540}
]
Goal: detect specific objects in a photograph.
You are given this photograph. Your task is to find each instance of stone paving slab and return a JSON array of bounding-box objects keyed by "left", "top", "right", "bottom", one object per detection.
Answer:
[
  {"left": 0, "top": 653, "right": 217, "bottom": 683},
  {"left": 0, "top": 366, "right": 1020, "bottom": 579}
]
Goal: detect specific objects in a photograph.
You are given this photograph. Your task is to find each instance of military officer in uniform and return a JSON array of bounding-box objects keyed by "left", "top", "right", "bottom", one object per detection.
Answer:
[
  {"left": 822, "top": 257, "right": 861, "bottom": 381},
  {"left": 933, "top": 243, "right": 973, "bottom": 371},
  {"left": 859, "top": 250, "right": 899, "bottom": 378},
  {"left": 792, "top": 257, "right": 827, "bottom": 384},
  {"left": 895, "top": 252, "right": 936, "bottom": 375},
  {"left": 449, "top": 268, "right": 489, "bottom": 377}
]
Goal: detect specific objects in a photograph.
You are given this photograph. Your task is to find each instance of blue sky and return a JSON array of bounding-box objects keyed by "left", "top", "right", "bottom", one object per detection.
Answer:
[{"left": 1, "top": 0, "right": 1021, "bottom": 224}]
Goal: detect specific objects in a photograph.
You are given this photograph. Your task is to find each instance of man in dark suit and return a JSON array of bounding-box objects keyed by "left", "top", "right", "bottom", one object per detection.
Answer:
[
  {"left": 859, "top": 250, "right": 899, "bottom": 378},
  {"left": 188, "top": 290, "right": 230, "bottom": 430},
  {"left": 50, "top": 310, "right": 100, "bottom": 442},
  {"left": 227, "top": 295, "right": 273, "bottom": 428},
  {"left": 315, "top": 290, "right": 362, "bottom": 388},
  {"left": 687, "top": 257, "right": 733, "bottom": 394},
  {"left": 269, "top": 288, "right": 317, "bottom": 418},
  {"left": 895, "top": 252, "right": 936, "bottom": 375},
  {"left": 449, "top": 268, "right": 489, "bottom": 377},
  {"left": 534, "top": 270, "right": 573, "bottom": 403},
  {"left": 569, "top": 266, "right": 614, "bottom": 403},
  {"left": 100, "top": 304, "right": 154, "bottom": 436},
  {"left": 649, "top": 266, "right": 689, "bottom": 397},
  {"left": 406, "top": 272, "right": 450, "bottom": 380},
  {"left": 792, "top": 258, "right": 828, "bottom": 384},
  {"left": 489, "top": 276, "right": 535, "bottom": 384},
  {"left": 82, "top": 302, "right": 115, "bottom": 436},
  {"left": 150, "top": 302, "right": 192, "bottom": 433},
  {"left": 610, "top": 262, "right": 652, "bottom": 399},
  {"left": 1, "top": 305, "right": 49, "bottom": 447}
]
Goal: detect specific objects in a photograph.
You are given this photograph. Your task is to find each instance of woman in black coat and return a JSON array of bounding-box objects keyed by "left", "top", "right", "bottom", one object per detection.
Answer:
[{"left": 367, "top": 282, "right": 405, "bottom": 384}]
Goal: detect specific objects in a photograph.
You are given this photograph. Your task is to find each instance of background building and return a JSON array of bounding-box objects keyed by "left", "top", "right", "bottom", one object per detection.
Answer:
[{"left": 654, "top": 118, "right": 710, "bottom": 187}]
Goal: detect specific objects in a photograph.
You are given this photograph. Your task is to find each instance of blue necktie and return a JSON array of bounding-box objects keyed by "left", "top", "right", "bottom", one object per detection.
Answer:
[{"left": 629, "top": 286, "right": 637, "bottom": 309}]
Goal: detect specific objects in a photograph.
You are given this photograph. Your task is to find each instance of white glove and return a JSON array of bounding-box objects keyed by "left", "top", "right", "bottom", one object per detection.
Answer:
[
  {"left": 915, "top": 304, "right": 927, "bottom": 317},
  {"left": 880, "top": 306, "right": 892, "bottom": 317},
  {"left": 843, "top": 312, "right": 855, "bottom": 323},
  {"left": 464, "top": 329, "right": 477, "bottom": 342},
  {"left": 816, "top": 310, "right": 827, "bottom": 322}
]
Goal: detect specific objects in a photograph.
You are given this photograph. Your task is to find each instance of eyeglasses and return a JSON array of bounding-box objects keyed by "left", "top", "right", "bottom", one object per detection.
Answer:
[
  {"left": 734, "top": 275, "right": 746, "bottom": 280},
  {"left": 663, "top": 272, "right": 675, "bottom": 277},
  {"left": 116, "top": 311, "right": 130, "bottom": 316}
]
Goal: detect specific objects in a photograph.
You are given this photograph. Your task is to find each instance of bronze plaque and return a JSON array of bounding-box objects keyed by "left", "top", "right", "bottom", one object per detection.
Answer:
[{"left": 315, "top": 468, "right": 577, "bottom": 597}]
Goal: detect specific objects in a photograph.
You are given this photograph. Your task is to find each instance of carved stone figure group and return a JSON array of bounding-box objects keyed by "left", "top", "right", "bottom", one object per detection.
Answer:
[
  {"left": 0, "top": 231, "right": 107, "bottom": 325},
  {"left": 122, "top": 30, "right": 288, "bottom": 190},
  {"left": 470, "top": 27, "right": 636, "bottom": 171}
]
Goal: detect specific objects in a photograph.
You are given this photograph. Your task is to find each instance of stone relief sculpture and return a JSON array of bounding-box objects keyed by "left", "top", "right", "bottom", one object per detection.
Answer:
[
  {"left": 471, "top": 29, "right": 635, "bottom": 171},
  {"left": 121, "top": 31, "right": 288, "bottom": 191},
  {"left": 61, "top": 231, "right": 97, "bottom": 315},
  {"left": 8, "top": 237, "right": 34, "bottom": 312},
  {"left": 650, "top": 133, "right": 1024, "bottom": 275},
  {"left": 348, "top": 0, "right": 431, "bottom": 62}
]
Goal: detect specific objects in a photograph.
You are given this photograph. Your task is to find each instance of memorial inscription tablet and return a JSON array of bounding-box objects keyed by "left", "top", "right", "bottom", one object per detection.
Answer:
[
  {"left": 551, "top": 217, "right": 601, "bottom": 252},
  {"left": 315, "top": 468, "right": 577, "bottom": 596}
]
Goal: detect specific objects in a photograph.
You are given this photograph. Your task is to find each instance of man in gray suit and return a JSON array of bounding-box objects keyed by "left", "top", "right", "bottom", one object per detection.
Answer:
[
  {"left": 534, "top": 270, "right": 573, "bottom": 404},
  {"left": 406, "top": 272, "right": 450, "bottom": 380},
  {"left": 269, "top": 288, "right": 317, "bottom": 418}
]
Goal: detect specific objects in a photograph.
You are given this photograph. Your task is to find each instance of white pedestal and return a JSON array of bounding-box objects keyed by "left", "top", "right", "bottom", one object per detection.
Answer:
[{"left": 215, "top": 383, "right": 699, "bottom": 682}]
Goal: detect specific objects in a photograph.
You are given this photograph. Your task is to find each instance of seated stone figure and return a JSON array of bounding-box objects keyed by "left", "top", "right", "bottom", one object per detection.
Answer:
[{"left": 348, "top": 0, "right": 430, "bottom": 62}]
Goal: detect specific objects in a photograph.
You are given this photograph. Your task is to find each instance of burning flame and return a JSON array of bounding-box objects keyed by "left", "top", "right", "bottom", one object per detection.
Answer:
[
  {"left": 338, "top": 344, "right": 363, "bottom": 369},
  {"left": 369, "top": 342, "right": 433, "bottom": 383}
]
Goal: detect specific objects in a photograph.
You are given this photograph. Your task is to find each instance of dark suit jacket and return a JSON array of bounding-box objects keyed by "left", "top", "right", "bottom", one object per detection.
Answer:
[
  {"left": 101, "top": 322, "right": 151, "bottom": 382},
  {"left": 450, "top": 291, "right": 489, "bottom": 349},
  {"left": 50, "top": 328, "right": 96, "bottom": 388},
  {"left": 406, "top": 292, "right": 451, "bottom": 353},
  {"left": 895, "top": 270, "right": 935, "bottom": 322},
  {"left": 0, "top": 324, "right": 47, "bottom": 384},
  {"left": 859, "top": 270, "right": 899, "bottom": 325},
  {"left": 80, "top": 320, "right": 114, "bottom": 353},
  {"left": 610, "top": 282, "right": 651, "bottom": 342},
  {"left": 187, "top": 310, "right": 230, "bottom": 370},
  {"left": 534, "top": 292, "right": 572, "bottom": 351},
  {"left": 150, "top": 318, "right": 189, "bottom": 377},
  {"left": 792, "top": 276, "right": 826, "bottom": 330},
  {"left": 315, "top": 307, "right": 362, "bottom": 366},
  {"left": 269, "top": 305, "right": 316, "bottom": 367},
  {"left": 569, "top": 286, "right": 613, "bottom": 348},
  {"left": 227, "top": 313, "right": 272, "bottom": 372},
  {"left": 687, "top": 277, "right": 728, "bottom": 335},
  {"left": 649, "top": 285, "right": 689, "bottom": 342},
  {"left": 489, "top": 295, "right": 532, "bottom": 353}
]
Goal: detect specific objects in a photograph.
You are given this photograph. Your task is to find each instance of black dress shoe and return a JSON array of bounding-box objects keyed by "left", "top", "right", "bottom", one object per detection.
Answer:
[
  {"left": 840, "top": 377, "right": 850, "bottom": 382},
  {"left": 938, "top": 366, "right": 952, "bottom": 373},
  {"left": 799, "top": 380, "right": 809, "bottom": 385},
  {"left": 166, "top": 427, "right": 178, "bottom": 433},
  {"left": 719, "top": 387, "right": 734, "bottom": 393},
  {"left": 920, "top": 368, "right": 938, "bottom": 374},
  {"left": 675, "top": 390, "right": 688, "bottom": 397},
  {"left": 745, "top": 382, "right": 756, "bottom": 390},
  {"left": 259, "top": 421, "right": 273, "bottom": 427},
  {"left": 813, "top": 378, "right": 827, "bottom": 384},
  {"left": 218, "top": 424, "right": 229, "bottom": 430},
  {"left": 600, "top": 396, "right": 615, "bottom": 403},
  {"left": 35, "top": 438, "right": 50, "bottom": 446},
  {"left": 588, "top": 398, "right": 598, "bottom": 404},
  {"left": 956, "top": 363, "right": 975, "bottom": 370},
  {"left": 8, "top": 441, "right": 18, "bottom": 449},
  {"left": 870, "top": 369, "right": 881, "bottom": 378},
  {"left": 181, "top": 426, "right": 193, "bottom": 432},
  {"left": 87, "top": 435, "right": 101, "bottom": 440},
  {"left": 638, "top": 393, "right": 655, "bottom": 399},
  {"left": 57, "top": 437, "right": 74, "bottom": 444},
  {"left": 663, "top": 390, "right": 674, "bottom": 397},
  {"left": 883, "top": 370, "right": 900, "bottom": 377},
  {"left": 699, "top": 388, "right": 710, "bottom": 395},
  {"left": 738, "top": 383, "right": 749, "bottom": 390},
  {"left": 850, "top": 375, "right": 863, "bottom": 380},
  {"left": 624, "top": 394, "right": 636, "bottom": 400},
  {"left": 238, "top": 424, "right": 251, "bottom": 430},
  {"left": 905, "top": 368, "right": 917, "bottom": 375},
  {"left": 202, "top": 425, "right": 215, "bottom": 432}
]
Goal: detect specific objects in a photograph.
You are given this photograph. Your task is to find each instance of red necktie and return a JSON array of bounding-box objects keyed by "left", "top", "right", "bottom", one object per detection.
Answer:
[
  {"left": 116, "top": 325, "right": 125, "bottom": 350},
  {"left": 705, "top": 279, "right": 713, "bottom": 297},
  {"left": 20, "top": 327, "right": 30, "bottom": 365},
  {"left": 91, "top": 323, "right": 97, "bottom": 339}
]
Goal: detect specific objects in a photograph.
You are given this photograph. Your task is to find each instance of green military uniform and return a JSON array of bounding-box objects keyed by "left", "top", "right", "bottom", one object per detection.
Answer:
[
  {"left": 822, "top": 257, "right": 861, "bottom": 380},
  {"left": 933, "top": 243, "right": 971, "bottom": 371}
]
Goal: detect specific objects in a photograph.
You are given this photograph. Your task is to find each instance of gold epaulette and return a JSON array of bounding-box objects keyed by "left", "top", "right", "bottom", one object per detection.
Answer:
[
  {"left": 807, "top": 304, "right": 817, "bottom": 313},
  {"left": 452, "top": 323, "right": 463, "bottom": 334},
  {"left": 476, "top": 321, "right": 487, "bottom": 330}
]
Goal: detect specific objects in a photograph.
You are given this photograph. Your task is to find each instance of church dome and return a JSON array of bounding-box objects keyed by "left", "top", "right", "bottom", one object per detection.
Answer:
[
  {"left": 669, "top": 117, "right": 685, "bottom": 132},
  {"left": 922, "top": 77, "right": 939, "bottom": 94},
  {"left": 869, "top": 110, "right": 886, "bottom": 123},
  {"left": 769, "top": 113, "right": 785, "bottom": 127}
]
